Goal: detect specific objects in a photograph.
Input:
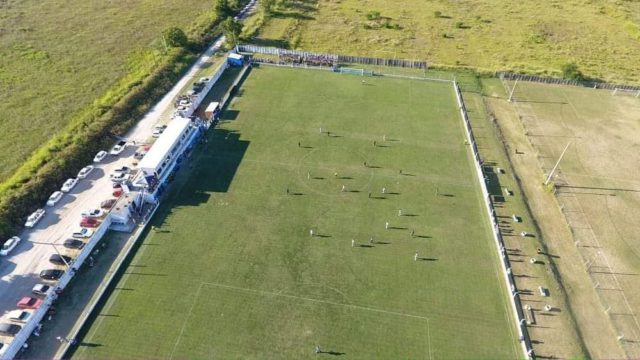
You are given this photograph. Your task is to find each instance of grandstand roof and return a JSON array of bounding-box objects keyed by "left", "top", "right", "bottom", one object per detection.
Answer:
[{"left": 139, "top": 117, "right": 191, "bottom": 173}]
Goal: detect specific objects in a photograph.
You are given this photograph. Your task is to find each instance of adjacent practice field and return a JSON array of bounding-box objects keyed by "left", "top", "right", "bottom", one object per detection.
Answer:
[
  {"left": 506, "top": 81, "right": 640, "bottom": 357},
  {"left": 73, "top": 67, "right": 519, "bottom": 359}
]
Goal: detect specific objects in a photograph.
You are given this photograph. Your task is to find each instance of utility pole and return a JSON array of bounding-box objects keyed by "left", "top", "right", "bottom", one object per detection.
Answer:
[{"left": 544, "top": 142, "right": 572, "bottom": 186}]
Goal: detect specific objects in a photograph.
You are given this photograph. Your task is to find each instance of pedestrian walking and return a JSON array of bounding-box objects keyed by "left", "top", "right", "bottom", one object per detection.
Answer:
[
  {"left": 368, "top": 192, "right": 371, "bottom": 198},
  {"left": 315, "top": 345, "right": 322, "bottom": 354},
  {"left": 341, "top": 185, "right": 346, "bottom": 192},
  {"left": 307, "top": 172, "right": 311, "bottom": 180},
  {"left": 398, "top": 209, "right": 403, "bottom": 216},
  {"left": 364, "top": 161, "right": 367, "bottom": 167},
  {"left": 369, "top": 237, "right": 374, "bottom": 245},
  {"left": 351, "top": 239, "right": 355, "bottom": 247},
  {"left": 334, "top": 172, "right": 338, "bottom": 177},
  {"left": 298, "top": 141, "right": 301, "bottom": 147},
  {"left": 373, "top": 140, "right": 377, "bottom": 147},
  {"left": 399, "top": 169, "right": 403, "bottom": 175},
  {"left": 320, "top": 127, "right": 323, "bottom": 134},
  {"left": 410, "top": 229, "right": 415, "bottom": 238},
  {"left": 385, "top": 222, "right": 389, "bottom": 230},
  {"left": 327, "top": 131, "right": 331, "bottom": 137},
  {"left": 382, "top": 187, "right": 386, "bottom": 194},
  {"left": 414, "top": 253, "right": 419, "bottom": 261},
  {"left": 310, "top": 229, "right": 315, "bottom": 237},
  {"left": 286, "top": 188, "right": 290, "bottom": 195}
]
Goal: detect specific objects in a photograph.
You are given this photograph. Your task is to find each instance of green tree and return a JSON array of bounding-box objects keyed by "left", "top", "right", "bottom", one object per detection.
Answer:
[
  {"left": 261, "top": 0, "right": 276, "bottom": 15},
  {"left": 561, "top": 62, "right": 584, "bottom": 81},
  {"left": 215, "top": 0, "right": 231, "bottom": 18},
  {"left": 221, "top": 17, "right": 243, "bottom": 47},
  {"left": 162, "top": 27, "right": 188, "bottom": 48}
]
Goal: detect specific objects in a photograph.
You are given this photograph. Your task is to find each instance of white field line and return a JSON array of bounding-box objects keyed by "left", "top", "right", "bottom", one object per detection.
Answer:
[
  {"left": 168, "top": 283, "right": 205, "bottom": 360},
  {"left": 200, "top": 281, "right": 432, "bottom": 321},
  {"left": 166, "top": 281, "right": 433, "bottom": 359}
]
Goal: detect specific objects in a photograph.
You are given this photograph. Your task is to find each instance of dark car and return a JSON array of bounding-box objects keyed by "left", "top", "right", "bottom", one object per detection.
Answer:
[
  {"left": 100, "top": 198, "right": 117, "bottom": 209},
  {"left": 0, "top": 322, "right": 21, "bottom": 336},
  {"left": 39, "top": 269, "right": 64, "bottom": 281},
  {"left": 49, "top": 254, "right": 73, "bottom": 266},
  {"left": 63, "top": 239, "right": 84, "bottom": 250}
]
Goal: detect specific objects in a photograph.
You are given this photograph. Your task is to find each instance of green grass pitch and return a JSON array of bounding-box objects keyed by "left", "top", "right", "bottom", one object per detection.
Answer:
[{"left": 73, "top": 66, "right": 519, "bottom": 359}]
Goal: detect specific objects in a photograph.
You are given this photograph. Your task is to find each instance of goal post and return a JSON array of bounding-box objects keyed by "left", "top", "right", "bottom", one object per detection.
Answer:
[
  {"left": 612, "top": 88, "right": 640, "bottom": 98},
  {"left": 338, "top": 67, "right": 374, "bottom": 77}
]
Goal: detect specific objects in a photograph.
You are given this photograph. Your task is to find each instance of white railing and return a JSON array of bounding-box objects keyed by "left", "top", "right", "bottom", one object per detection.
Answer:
[{"left": 453, "top": 81, "right": 533, "bottom": 359}]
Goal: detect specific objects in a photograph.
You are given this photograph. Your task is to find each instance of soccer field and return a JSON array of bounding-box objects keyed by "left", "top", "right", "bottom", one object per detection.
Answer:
[{"left": 73, "top": 67, "right": 519, "bottom": 359}]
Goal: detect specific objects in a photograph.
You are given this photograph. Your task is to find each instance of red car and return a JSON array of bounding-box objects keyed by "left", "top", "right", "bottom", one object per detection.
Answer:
[
  {"left": 80, "top": 218, "right": 99, "bottom": 228},
  {"left": 17, "top": 296, "right": 43, "bottom": 309},
  {"left": 113, "top": 188, "right": 123, "bottom": 197}
]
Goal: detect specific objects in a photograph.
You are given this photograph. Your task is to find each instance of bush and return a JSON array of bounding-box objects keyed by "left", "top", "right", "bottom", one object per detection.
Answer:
[
  {"left": 561, "top": 62, "right": 585, "bottom": 81},
  {"left": 366, "top": 11, "right": 381, "bottom": 20}
]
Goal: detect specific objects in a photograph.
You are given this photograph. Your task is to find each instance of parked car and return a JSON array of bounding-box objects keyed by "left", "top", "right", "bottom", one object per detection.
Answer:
[
  {"left": 25, "top": 209, "right": 45, "bottom": 228},
  {"left": 39, "top": 269, "right": 64, "bottom": 281},
  {"left": 61, "top": 178, "right": 78, "bottom": 193},
  {"left": 80, "top": 217, "right": 99, "bottom": 228},
  {"left": 113, "top": 188, "right": 123, "bottom": 197},
  {"left": 0, "top": 323, "right": 21, "bottom": 336},
  {"left": 17, "top": 297, "right": 43, "bottom": 310},
  {"left": 93, "top": 150, "right": 108, "bottom": 163},
  {"left": 63, "top": 239, "right": 84, "bottom": 250},
  {"left": 0, "top": 236, "right": 20, "bottom": 256},
  {"left": 110, "top": 173, "right": 131, "bottom": 183},
  {"left": 7, "top": 310, "right": 31, "bottom": 323},
  {"left": 152, "top": 125, "right": 167, "bottom": 138},
  {"left": 112, "top": 182, "right": 122, "bottom": 189},
  {"left": 32, "top": 284, "right": 51, "bottom": 296},
  {"left": 49, "top": 254, "right": 73, "bottom": 266},
  {"left": 77, "top": 165, "right": 94, "bottom": 179},
  {"left": 81, "top": 209, "right": 104, "bottom": 218},
  {"left": 134, "top": 149, "right": 148, "bottom": 160},
  {"left": 110, "top": 140, "right": 127, "bottom": 156},
  {"left": 100, "top": 198, "right": 117, "bottom": 209},
  {"left": 113, "top": 166, "right": 131, "bottom": 174},
  {"left": 72, "top": 228, "right": 93, "bottom": 238},
  {"left": 46, "top": 191, "right": 64, "bottom": 206}
]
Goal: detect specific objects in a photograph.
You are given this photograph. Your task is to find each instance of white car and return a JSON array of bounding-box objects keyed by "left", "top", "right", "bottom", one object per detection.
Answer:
[
  {"left": 25, "top": 209, "right": 45, "bottom": 228},
  {"left": 93, "top": 150, "right": 108, "bottom": 163},
  {"left": 7, "top": 310, "right": 31, "bottom": 323},
  {"left": 61, "top": 178, "right": 78, "bottom": 193},
  {"left": 110, "top": 141, "right": 127, "bottom": 156},
  {"left": 0, "top": 236, "right": 20, "bottom": 256},
  {"left": 32, "top": 284, "right": 51, "bottom": 296},
  {"left": 113, "top": 166, "right": 131, "bottom": 174},
  {"left": 77, "top": 165, "right": 94, "bottom": 179},
  {"left": 81, "top": 208, "right": 104, "bottom": 218},
  {"left": 110, "top": 173, "right": 131, "bottom": 183},
  {"left": 152, "top": 125, "right": 167, "bottom": 138},
  {"left": 72, "top": 228, "right": 93, "bottom": 238},
  {"left": 46, "top": 191, "right": 64, "bottom": 206}
]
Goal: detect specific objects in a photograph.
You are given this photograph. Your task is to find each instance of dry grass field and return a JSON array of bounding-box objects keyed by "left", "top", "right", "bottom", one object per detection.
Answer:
[
  {"left": 0, "top": 0, "right": 215, "bottom": 181},
  {"left": 495, "top": 80, "right": 640, "bottom": 358},
  {"left": 253, "top": 0, "right": 640, "bottom": 83}
]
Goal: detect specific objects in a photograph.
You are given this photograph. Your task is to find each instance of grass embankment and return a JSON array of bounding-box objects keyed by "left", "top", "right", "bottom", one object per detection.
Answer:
[
  {"left": 0, "top": 1, "right": 245, "bottom": 238},
  {"left": 251, "top": 0, "right": 640, "bottom": 84},
  {"left": 72, "top": 66, "right": 519, "bottom": 359}
]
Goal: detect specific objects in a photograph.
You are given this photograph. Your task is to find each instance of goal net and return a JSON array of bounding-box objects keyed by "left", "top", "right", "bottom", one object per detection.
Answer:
[
  {"left": 339, "top": 67, "right": 374, "bottom": 77},
  {"left": 612, "top": 88, "right": 640, "bottom": 98}
]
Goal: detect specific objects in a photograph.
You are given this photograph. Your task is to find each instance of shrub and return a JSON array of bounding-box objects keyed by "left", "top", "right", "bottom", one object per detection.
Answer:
[
  {"left": 366, "top": 11, "right": 381, "bottom": 20},
  {"left": 561, "top": 62, "right": 585, "bottom": 81}
]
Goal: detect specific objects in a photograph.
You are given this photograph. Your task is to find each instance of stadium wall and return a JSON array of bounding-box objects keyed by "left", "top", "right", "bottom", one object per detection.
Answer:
[{"left": 453, "top": 81, "right": 534, "bottom": 359}]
